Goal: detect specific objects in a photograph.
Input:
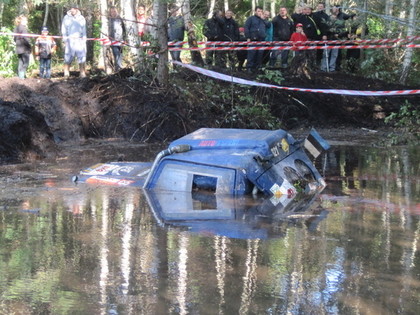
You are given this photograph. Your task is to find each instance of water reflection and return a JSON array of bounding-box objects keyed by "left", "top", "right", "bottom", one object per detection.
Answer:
[{"left": 0, "top": 144, "right": 419, "bottom": 314}]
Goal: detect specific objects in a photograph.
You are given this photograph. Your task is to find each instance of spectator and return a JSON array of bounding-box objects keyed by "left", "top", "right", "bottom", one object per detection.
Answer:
[
  {"left": 292, "top": 4, "right": 323, "bottom": 40},
  {"left": 35, "top": 26, "right": 56, "bottom": 79},
  {"left": 108, "top": 6, "right": 126, "bottom": 71},
  {"left": 168, "top": 5, "right": 185, "bottom": 62},
  {"left": 313, "top": 2, "right": 329, "bottom": 24},
  {"left": 321, "top": 6, "right": 350, "bottom": 72},
  {"left": 330, "top": 5, "right": 353, "bottom": 70},
  {"left": 290, "top": 23, "right": 308, "bottom": 47},
  {"left": 236, "top": 27, "right": 247, "bottom": 71},
  {"left": 313, "top": 2, "right": 330, "bottom": 65},
  {"left": 137, "top": 4, "right": 147, "bottom": 37},
  {"left": 221, "top": 10, "right": 239, "bottom": 69},
  {"left": 270, "top": 7, "right": 294, "bottom": 68},
  {"left": 244, "top": 6, "right": 270, "bottom": 73},
  {"left": 144, "top": 9, "right": 157, "bottom": 39},
  {"left": 262, "top": 10, "right": 273, "bottom": 66},
  {"left": 203, "top": 9, "right": 225, "bottom": 68},
  {"left": 13, "top": 15, "right": 31, "bottom": 79},
  {"left": 346, "top": 15, "right": 365, "bottom": 72},
  {"left": 292, "top": 4, "right": 324, "bottom": 69},
  {"left": 61, "top": 4, "right": 87, "bottom": 78}
]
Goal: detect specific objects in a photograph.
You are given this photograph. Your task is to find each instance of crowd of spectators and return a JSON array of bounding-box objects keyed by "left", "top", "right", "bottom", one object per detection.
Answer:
[{"left": 12, "top": 2, "right": 364, "bottom": 79}]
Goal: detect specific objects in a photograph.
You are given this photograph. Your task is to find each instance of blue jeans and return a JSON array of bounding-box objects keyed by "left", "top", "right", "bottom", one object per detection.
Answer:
[
  {"left": 111, "top": 46, "right": 123, "bottom": 70},
  {"left": 40, "top": 58, "right": 52, "bottom": 78},
  {"left": 17, "top": 53, "right": 30, "bottom": 78}
]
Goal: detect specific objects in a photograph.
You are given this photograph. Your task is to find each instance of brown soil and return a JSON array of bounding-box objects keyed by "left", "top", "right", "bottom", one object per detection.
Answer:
[{"left": 0, "top": 68, "right": 418, "bottom": 163}]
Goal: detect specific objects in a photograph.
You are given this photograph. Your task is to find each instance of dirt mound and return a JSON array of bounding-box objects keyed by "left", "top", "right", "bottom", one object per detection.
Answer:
[{"left": 0, "top": 70, "right": 418, "bottom": 162}]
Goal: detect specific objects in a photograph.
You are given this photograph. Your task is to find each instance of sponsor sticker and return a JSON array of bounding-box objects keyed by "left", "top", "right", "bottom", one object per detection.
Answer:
[
  {"left": 84, "top": 164, "right": 120, "bottom": 175},
  {"left": 86, "top": 176, "right": 135, "bottom": 186}
]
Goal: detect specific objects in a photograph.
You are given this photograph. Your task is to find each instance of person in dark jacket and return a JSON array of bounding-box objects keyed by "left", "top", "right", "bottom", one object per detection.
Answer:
[
  {"left": 291, "top": 4, "right": 324, "bottom": 68},
  {"left": 292, "top": 4, "right": 323, "bottom": 40},
  {"left": 236, "top": 27, "right": 247, "bottom": 71},
  {"left": 320, "top": 6, "right": 351, "bottom": 72},
  {"left": 13, "top": 15, "right": 32, "bottom": 79},
  {"left": 244, "top": 6, "right": 269, "bottom": 73},
  {"left": 108, "top": 6, "right": 126, "bottom": 71},
  {"left": 221, "top": 10, "right": 239, "bottom": 69},
  {"left": 203, "top": 9, "right": 225, "bottom": 68},
  {"left": 270, "top": 7, "right": 294, "bottom": 68},
  {"left": 168, "top": 5, "right": 185, "bottom": 62},
  {"left": 314, "top": 2, "right": 330, "bottom": 64},
  {"left": 346, "top": 14, "right": 366, "bottom": 72},
  {"left": 330, "top": 6, "right": 353, "bottom": 70}
]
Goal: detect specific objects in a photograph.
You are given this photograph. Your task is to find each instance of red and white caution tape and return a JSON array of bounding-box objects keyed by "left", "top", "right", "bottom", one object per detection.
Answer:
[
  {"left": 172, "top": 61, "right": 420, "bottom": 96},
  {"left": 169, "top": 36, "right": 420, "bottom": 46},
  {"left": 169, "top": 44, "right": 418, "bottom": 51}
]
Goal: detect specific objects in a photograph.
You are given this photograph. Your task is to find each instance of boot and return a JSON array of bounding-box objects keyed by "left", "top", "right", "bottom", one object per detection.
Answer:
[
  {"left": 64, "top": 64, "right": 70, "bottom": 78},
  {"left": 79, "top": 63, "right": 86, "bottom": 78}
]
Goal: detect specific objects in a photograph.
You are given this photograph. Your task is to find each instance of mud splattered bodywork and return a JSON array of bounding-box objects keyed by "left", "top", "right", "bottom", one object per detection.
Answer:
[{"left": 74, "top": 128, "right": 330, "bottom": 196}]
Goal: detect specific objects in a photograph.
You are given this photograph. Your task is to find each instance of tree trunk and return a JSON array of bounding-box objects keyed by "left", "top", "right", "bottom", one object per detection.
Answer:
[
  {"left": 385, "top": 0, "right": 394, "bottom": 16},
  {"left": 0, "top": 2, "right": 4, "bottom": 27},
  {"left": 155, "top": 0, "right": 168, "bottom": 86},
  {"left": 121, "top": 0, "right": 140, "bottom": 69},
  {"left": 270, "top": 0, "right": 275, "bottom": 17},
  {"left": 224, "top": 0, "right": 229, "bottom": 12},
  {"left": 18, "top": 0, "right": 28, "bottom": 15},
  {"left": 42, "top": 1, "right": 49, "bottom": 27},
  {"left": 98, "top": 0, "right": 109, "bottom": 72},
  {"left": 400, "top": 0, "right": 417, "bottom": 83},
  {"left": 208, "top": 0, "right": 216, "bottom": 19}
]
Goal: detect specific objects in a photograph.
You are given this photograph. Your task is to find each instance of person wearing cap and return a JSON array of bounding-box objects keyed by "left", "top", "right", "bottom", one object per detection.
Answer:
[
  {"left": 270, "top": 7, "right": 294, "bottom": 68},
  {"left": 61, "top": 4, "right": 87, "bottom": 77},
  {"left": 290, "top": 23, "right": 308, "bottom": 47},
  {"left": 35, "top": 26, "right": 56, "bottom": 78},
  {"left": 13, "top": 15, "right": 31, "bottom": 79}
]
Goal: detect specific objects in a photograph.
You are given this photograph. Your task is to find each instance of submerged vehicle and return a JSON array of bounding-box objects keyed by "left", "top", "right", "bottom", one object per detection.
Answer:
[{"left": 73, "top": 128, "right": 330, "bottom": 196}]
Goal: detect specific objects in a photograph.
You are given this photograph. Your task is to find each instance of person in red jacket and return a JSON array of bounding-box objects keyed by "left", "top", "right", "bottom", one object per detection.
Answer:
[{"left": 290, "top": 23, "right": 307, "bottom": 56}]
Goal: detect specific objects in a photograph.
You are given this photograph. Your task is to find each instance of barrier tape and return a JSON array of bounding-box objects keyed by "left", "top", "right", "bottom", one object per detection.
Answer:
[
  {"left": 0, "top": 31, "right": 149, "bottom": 47},
  {"left": 169, "top": 44, "right": 417, "bottom": 51},
  {"left": 3, "top": 31, "right": 419, "bottom": 49},
  {"left": 172, "top": 61, "right": 420, "bottom": 96},
  {"left": 169, "top": 36, "right": 420, "bottom": 46}
]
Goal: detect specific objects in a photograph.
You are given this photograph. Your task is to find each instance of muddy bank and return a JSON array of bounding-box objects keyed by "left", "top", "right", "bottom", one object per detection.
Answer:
[{"left": 0, "top": 69, "right": 418, "bottom": 163}]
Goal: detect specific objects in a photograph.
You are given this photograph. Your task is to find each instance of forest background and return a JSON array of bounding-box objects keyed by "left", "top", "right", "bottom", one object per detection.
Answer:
[{"left": 0, "top": 0, "right": 418, "bottom": 85}]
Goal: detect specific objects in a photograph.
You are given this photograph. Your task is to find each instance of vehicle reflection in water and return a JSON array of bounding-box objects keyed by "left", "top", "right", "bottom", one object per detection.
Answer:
[
  {"left": 0, "top": 144, "right": 419, "bottom": 314},
  {"left": 144, "top": 189, "right": 327, "bottom": 240}
]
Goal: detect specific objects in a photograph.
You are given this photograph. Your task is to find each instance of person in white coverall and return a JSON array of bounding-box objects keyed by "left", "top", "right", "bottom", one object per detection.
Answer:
[{"left": 61, "top": 4, "right": 87, "bottom": 77}]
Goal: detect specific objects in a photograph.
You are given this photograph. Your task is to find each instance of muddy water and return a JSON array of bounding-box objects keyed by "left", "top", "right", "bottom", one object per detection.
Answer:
[{"left": 0, "top": 142, "right": 419, "bottom": 314}]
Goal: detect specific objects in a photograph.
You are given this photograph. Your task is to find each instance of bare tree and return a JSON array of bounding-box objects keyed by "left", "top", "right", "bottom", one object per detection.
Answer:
[
  {"left": 98, "top": 0, "right": 109, "bottom": 72},
  {"left": 121, "top": 0, "right": 140, "bottom": 67},
  {"left": 400, "top": 0, "right": 417, "bottom": 83},
  {"left": 154, "top": 0, "right": 168, "bottom": 86},
  {"left": 208, "top": 0, "right": 216, "bottom": 18},
  {"left": 42, "top": 1, "right": 49, "bottom": 27}
]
